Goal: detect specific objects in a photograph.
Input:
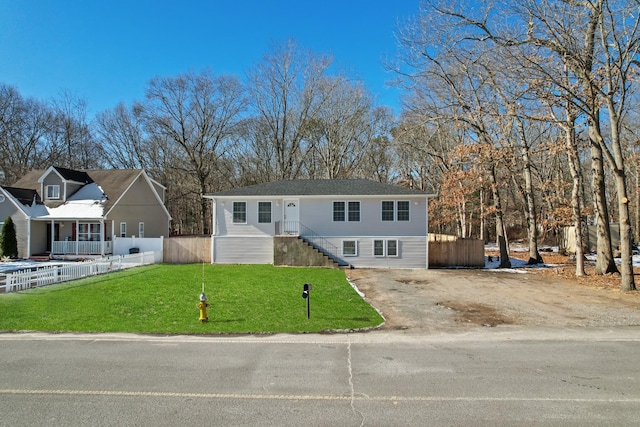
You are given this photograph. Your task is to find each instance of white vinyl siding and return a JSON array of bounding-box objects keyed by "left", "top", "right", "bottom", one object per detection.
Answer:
[
  {"left": 212, "top": 236, "right": 273, "bottom": 264},
  {"left": 324, "top": 236, "right": 426, "bottom": 268}
]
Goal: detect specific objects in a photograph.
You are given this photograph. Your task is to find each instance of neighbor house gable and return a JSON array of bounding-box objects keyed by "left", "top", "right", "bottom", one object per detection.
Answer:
[
  {"left": 97, "top": 169, "right": 171, "bottom": 221},
  {"left": 0, "top": 187, "right": 32, "bottom": 220}
]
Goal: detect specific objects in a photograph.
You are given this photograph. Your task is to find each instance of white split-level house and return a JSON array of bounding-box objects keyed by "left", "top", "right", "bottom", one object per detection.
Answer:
[
  {"left": 204, "top": 179, "right": 435, "bottom": 269},
  {"left": 0, "top": 166, "right": 171, "bottom": 258}
]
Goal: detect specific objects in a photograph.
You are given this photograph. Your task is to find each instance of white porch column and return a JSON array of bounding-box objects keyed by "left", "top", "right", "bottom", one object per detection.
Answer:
[
  {"left": 100, "top": 219, "right": 105, "bottom": 256},
  {"left": 50, "top": 219, "right": 55, "bottom": 254},
  {"left": 75, "top": 221, "right": 79, "bottom": 255}
]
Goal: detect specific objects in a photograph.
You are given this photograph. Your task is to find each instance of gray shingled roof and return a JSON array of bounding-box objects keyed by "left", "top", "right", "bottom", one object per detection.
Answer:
[{"left": 206, "top": 179, "right": 429, "bottom": 197}]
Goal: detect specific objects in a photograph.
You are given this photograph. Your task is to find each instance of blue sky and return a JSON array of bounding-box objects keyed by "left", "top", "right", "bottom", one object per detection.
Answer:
[{"left": 0, "top": 0, "right": 419, "bottom": 117}]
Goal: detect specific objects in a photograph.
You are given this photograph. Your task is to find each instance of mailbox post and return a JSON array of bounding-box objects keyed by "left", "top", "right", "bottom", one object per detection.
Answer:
[{"left": 302, "top": 283, "right": 312, "bottom": 319}]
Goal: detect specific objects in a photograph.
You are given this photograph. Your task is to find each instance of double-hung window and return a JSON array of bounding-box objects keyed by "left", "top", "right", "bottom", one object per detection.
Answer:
[
  {"left": 343, "top": 240, "right": 358, "bottom": 256},
  {"left": 258, "top": 202, "right": 272, "bottom": 223},
  {"left": 381, "top": 201, "right": 410, "bottom": 222},
  {"left": 397, "top": 201, "right": 410, "bottom": 221},
  {"left": 381, "top": 201, "right": 395, "bottom": 221},
  {"left": 46, "top": 185, "right": 60, "bottom": 200},
  {"left": 233, "top": 202, "right": 247, "bottom": 224},
  {"left": 373, "top": 239, "right": 399, "bottom": 257},
  {"left": 120, "top": 222, "right": 127, "bottom": 238},
  {"left": 333, "top": 201, "right": 360, "bottom": 222}
]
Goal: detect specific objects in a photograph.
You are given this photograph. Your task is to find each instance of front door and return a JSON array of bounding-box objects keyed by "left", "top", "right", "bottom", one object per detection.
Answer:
[
  {"left": 283, "top": 199, "right": 299, "bottom": 234},
  {"left": 46, "top": 223, "right": 60, "bottom": 253}
]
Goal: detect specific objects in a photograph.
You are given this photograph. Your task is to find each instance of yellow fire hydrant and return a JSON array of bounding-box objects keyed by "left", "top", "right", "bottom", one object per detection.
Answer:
[{"left": 197, "top": 292, "right": 209, "bottom": 322}]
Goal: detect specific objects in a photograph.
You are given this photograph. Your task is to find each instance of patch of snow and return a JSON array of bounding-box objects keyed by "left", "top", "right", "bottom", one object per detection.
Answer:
[
  {"left": 67, "top": 183, "right": 106, "bottom": 201},
  {"left": 46, "top": 200, "right": 105, "bottom": 219},
  {"left": 0, "top": 259, "right": 73, "bottom": 274}
]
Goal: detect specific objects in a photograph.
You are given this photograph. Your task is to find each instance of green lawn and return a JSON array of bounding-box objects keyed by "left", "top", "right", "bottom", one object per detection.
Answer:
[{"left": 0, "top": 264, "right": 383, "bottom": 334}]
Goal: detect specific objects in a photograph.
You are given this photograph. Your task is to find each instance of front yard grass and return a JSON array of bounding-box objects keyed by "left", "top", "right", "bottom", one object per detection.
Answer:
[{"left": 0, "top": 264, "right": 383, "bottom": 334}]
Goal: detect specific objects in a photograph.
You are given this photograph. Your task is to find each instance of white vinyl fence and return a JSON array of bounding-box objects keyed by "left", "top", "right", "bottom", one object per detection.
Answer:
[{"left": 1, "top": 251, "right": 162, "bottom": 293}]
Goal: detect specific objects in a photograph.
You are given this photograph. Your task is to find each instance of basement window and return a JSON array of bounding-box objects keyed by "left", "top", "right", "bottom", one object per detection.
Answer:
[{"left": 342, "top": 240, "right": 358, "bottom": 257}]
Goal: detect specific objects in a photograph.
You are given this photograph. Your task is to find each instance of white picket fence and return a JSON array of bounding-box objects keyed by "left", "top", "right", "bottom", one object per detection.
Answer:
[{"left": 1, "top": 251, "right": 162, "bottom": 293}]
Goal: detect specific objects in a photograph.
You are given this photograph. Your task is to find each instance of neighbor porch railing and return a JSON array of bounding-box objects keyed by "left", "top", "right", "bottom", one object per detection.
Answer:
[{"left": 51, "top": 240, "right": 113, "bottom": 255}]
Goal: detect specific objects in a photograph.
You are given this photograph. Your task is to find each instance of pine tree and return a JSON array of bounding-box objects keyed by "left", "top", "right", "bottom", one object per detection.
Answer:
[{"left": 1, "top": 217, "right": 18, "bottom": 258}]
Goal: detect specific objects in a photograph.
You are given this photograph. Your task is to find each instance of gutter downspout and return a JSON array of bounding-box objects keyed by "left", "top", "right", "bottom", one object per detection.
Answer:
[
  {"left": 27, "top": 218, "right": 31, "bottom": 258},
  {"left": 425, "top": 196, "right": 429, "bottom": 269}
]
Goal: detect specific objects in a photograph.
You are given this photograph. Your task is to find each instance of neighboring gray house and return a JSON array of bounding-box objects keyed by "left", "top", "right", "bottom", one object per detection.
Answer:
[
  {"left": 0, "top": 166, "right": 171, "bottom": 258},
  {"left": 204, "top": 179, "right": 434, "bottom": 268}
]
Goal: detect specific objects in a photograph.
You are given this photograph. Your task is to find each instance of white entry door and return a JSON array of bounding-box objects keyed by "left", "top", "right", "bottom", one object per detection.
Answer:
[{"left": 283, "top": 199, "right": 299, "bottom": 234}]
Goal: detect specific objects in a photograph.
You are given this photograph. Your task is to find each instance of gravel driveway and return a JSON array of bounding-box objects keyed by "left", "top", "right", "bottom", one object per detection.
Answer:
[{"left": 347, "top": 268, "right": 640, "bottom": 333}]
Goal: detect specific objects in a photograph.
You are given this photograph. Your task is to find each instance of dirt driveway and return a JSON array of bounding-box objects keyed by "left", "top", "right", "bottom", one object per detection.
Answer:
[{"left": 347, "top": 268, "right": 640, "bottom": 333}]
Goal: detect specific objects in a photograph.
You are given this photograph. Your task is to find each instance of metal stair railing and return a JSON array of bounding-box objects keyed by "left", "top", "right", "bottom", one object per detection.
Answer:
[{"left": 297, "top": 222, "right": 345, "bottom": 265}]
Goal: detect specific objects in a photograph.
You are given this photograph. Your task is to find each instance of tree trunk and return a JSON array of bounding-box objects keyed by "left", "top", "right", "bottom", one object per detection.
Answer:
[
  {"left": 613, "top": 172, "right": 636, "bottom": 291},
  {"left": 489, "top": 164, "right": 511, "bottom": 268},
  {"left": 590, "top": 127, "right": 617, "bottom": 274},
  {"left": 515, "top": 118, "right": 542, "bottom": 264},
  {"left": 604, "top": 101, "right": 636, "bottom": 291},
  {"left": 563, "top": 118, "right": 586, "bottom": 276}
]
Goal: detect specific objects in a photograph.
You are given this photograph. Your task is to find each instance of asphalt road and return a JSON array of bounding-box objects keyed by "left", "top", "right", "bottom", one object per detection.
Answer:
[{"left": 1, "top": 329, "right": 640, "bottom": 426}]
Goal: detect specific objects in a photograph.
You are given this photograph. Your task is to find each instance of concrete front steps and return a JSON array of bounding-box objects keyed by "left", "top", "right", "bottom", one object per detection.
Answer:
[{"left": 273, "top": 236, "right": 348, "bottom": 268}]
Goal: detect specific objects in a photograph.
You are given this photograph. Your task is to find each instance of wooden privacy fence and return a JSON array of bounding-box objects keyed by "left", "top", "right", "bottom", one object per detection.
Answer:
[
  {"left": 429, "top": 239, "right": 485, "bottom": 268},
  {"left": 163, "top": 236, "right": 211, "bottom": 264}
]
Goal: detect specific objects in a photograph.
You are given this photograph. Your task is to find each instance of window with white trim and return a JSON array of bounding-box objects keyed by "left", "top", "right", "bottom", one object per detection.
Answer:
[
  {"left": 373, "top": 239, "right": 399, "bottom": 257},
  {"left": 342, "top": 240, "right": 358, "bottom": 256},
  {"left": 373, "top": 239, "right": 385, "bottom": 256},
  {"left": 120, "top": 222, "right": 127, "bottom": 238},
  {"left": 381, "top": 200, "right": 410, "bottom": 222},
  {"left": 233, "top": 202, "right": 247, "bottom": 224},
  {"left": 333, "top": 201, "right": 360, "bottom": 222},
  {"left": 348, "top": 201, "right": 360, "bottom": 222},
  {"left": 46, "top": 185, "right": 60, "bottom": 200},
  {"left": 387, "top": 239, "right": 398, "bottom": 256},
  {"left": 258, "top": 201, "right": 272, "bottom": 223},
  {"left": 397, "top": 201, "right": 410, "bottom": 221},
  {"left": 381, "top": 201, "right": 394, "bottom": 221},
  {"left": 138, "top": 222, "right": 144, "bottom": 238}
]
